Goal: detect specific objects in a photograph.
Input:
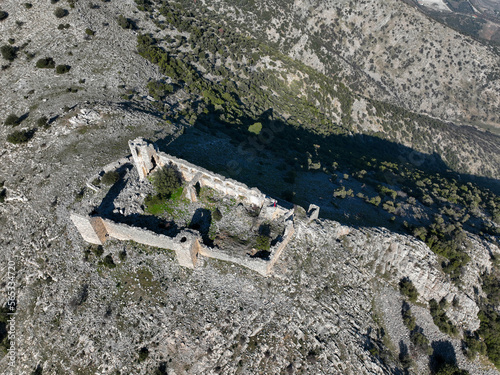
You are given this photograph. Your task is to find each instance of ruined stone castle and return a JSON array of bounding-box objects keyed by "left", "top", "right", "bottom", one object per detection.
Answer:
[{"left": 70, "top": 138, "right": 318, "bottom": 276}]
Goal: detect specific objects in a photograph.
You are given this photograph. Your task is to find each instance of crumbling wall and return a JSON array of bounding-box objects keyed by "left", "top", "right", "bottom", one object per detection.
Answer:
[
  {"left": 129, "top": 138, "right": 161, "bottom": 180},
  {"left": 129, "top": 138, "right": 266, "bottom": 207},
  {"left": 198, "top": 247, "right": 268, "bottom": 276},
  {"left": 70, "top": 213, "right": 200, "bottom": 268},
  {"left": 70, "top": 213, "right": 103, "bottom": 245},
  {"left": 266, "top": 220, "right": 295, "bottom": 274}
]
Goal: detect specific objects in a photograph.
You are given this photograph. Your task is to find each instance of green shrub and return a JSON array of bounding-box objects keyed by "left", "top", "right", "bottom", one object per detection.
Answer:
[
  {"left": 0, "top": 187, "right": 6, "bottom": 203},
  {"left": 36, "top": 57, "right": 55, "bottom": 68},
  {"left": 101, "top": 171, "right": 120, "bottom": 185},
  {"left": 55, "top": 64, "right": 71, "bottom": 74},
  {"left": 402, "top": 307, "right": 416, "bottom": 331},
  {"left": 434, "top": 363, "right": 469, "bottom": 375},
  {"left": 0, "top": 11, "right": 8, "bottom": 21},
  {"left": 54, "top": 7, "right": 68, "bottom": 18},
  {"left": 151, "top": 165, "right": 182, "bottom": 198},
  {"left": 37, "top": 116, "right": 48, "bottom": 128},
  {"left": 119, "top": 250, "right": 127, "bottom": 261},
  {"left": 85, "top": 28, "right": 95, "bottom": 36},
  {"left": 4, "top": 114, "right": 20, "bottom": 126},
  {"left": 399, "top": 277, "right": 419, "bottom": 302},
  {"left": 255, "top": 235, "right": 270, "bottom": 251},
  {"left": 1, "top": 45, "right": 17, "bottom": 61},
  {"left": 51, "top": 0, "right": 59, "bottom": 3},
  {"left": 91, "top": 245, "right": 103, "bottom": 257},
  {"left": 248, "top": 122, "right": 262, "bottom": 135},
  {"left": 7, "top": 130, "right": 33, "bottom": 144},
  {"left": 138, "top": 347, "right": 149, "bottom": 362},
  {"left": 101, "top": 254, "right": 116, "bottom": 268},
  {"left": 24, "top": 3, "right": 33, "bottom": 9},
  {"left": 463, "top": 334, "right": 487, "bottom": 359},
  {"left": 212, "top": 207, "right": 223, "bottom": 221},
  {"left": 429, "top": 298, "right": 457, "bottom": 336},
  {"left": 117, "top": 15, "right": 136, "bottom": 29}
]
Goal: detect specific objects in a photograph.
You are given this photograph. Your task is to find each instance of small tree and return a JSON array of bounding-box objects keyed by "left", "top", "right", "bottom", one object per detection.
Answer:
[
  {"left": 399, "top": 277, "right": 419, "bottom": 302},
  {"left": 4, "top": 114, "right": 20, "bottom": 126},
  {"left": 37, "top": 116, "right": 48, "bottom": 128},
  {"left": 102, "top": 254, "right": 116, "bottom": 268},
  {"left": 55, "top": 64, "right": 71, "bottom": 74},
  {"left": 151, "top": 165, "right": 182, "bottom": 198},
  {"left": 117, "top": 15, "right": 136, "bottom": 30},
  {"left": 7, "top": 130, "right": 33, "bottom": 144},
  {"left": 36, "top": 57, "right": 55, "bottom": 69},
  {"left": 138, "top": 347, "right": 149, "bottom": 362},
  {"left": 255, "top": 235, "right": 270, "bottom": 251},
  {"left": 54, "top": 7, "right": 67, "bottom": 18},
  {"left": 101, "top": 171, "right": 120, "bottom": 185},
  {"left": 1, "top": 45, "right": 17, "bottom": 61}
]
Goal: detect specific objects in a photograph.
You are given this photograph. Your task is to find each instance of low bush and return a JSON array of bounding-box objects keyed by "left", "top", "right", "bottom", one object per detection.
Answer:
[
  {"left": 91, "top": 245, "right": 103, "bottom": 257},
  {"left": 101, "top": 171, "right": 120, "bottom": 185},
  {"left": 1, "top": 45, "right": 17, "bottom": 61},
  {"left": 101, "top": 254, "right": 116, "bottom": 268},
  {"left": 37, "top": 116, "right": 48, "bottom": 128},
  {"left": 462, "top": 334, "right": 487, "bottom": 360},
  {"left": 138, "top": 347, "right": 149, "bottom": 362},
  {"left": 85, "top": 28, "right": 95, "bottom": 36},
  {"left": 54, "top": 7, "right": 68, "bottom": 18},
  {"left": 429, "top": 298, "right": 458, "bottom": 336},
  {"left": 55, "top": 64, "right": 71, "bottom": 74},
  {"left": 24, "top": 3, "right": 33, "bottom": 9},
  {"left": 4, "top": 114, "right": 20, "bottom": 126},
  {"left": 7, "top": 130, "right": 33, "bottom": 144},
  {"left": 36, "top": 57, "right": 55, "bottom": 69},
  {"left": 399, "top": 277, "right": 419, "bottom": 302},
  {"left": 212, "top": 207, "right": 223, "bottom": 221},
  {"left": 0, "top": 11, "right": 8, "bottom": 21},
  {"left": 117, "top": 15, "right": 136, "bottom": 29}
]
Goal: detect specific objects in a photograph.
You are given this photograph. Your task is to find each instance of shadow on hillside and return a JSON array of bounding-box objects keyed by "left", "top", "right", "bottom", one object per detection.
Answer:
[
  {"left": 429, "top": 340, "right": 458, "bottom": 373},
  {"left": 151, "top": 112, "right": 499, "bottom": 235}
]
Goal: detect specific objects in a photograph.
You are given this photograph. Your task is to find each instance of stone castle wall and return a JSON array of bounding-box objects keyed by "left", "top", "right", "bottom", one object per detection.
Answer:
[
  {"left": 129, "top": 138, "right": 266, "bottom": 207},
  {"left": 70, "top": 138, "right": 304, "bottom": 277}
]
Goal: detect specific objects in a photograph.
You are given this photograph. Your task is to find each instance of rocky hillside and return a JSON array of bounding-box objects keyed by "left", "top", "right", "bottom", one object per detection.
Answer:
[
  {"left": 199, "top": 0, "right": 500, "bottom": 133},
  {"left": 0, "top": 0, "right": 499, "bottom": 374}
]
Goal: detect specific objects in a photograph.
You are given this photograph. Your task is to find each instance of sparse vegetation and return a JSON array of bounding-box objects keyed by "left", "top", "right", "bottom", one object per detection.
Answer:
[
  {"left": 54, "top": 7, "right": 68, "bottom": 18},
  {"left": 138, "top": 347, "right": 149, "bottom": 362},
  {"left": 36, "top": 57, "right": 55, "bottom": 69},
  {"left": 55, "top": 64, "right": 71, "bottom": 74},
  {"left": 429, "top": 298, "right": 458, "bottom": 336},
  {"left": 7, "top": 130, "right": 33, "bottom": 144},
  {"left": 117, "top": 15, "right": 136, "bottom": 29},
  {"left": 0, "top": 11, "right": 8, "bottom": 21},
  {"left": 399, "top": 277, "right": 419, "bottom": 302},
  {"left": 37, "top": 116, "right": 48, "bottom": 128},
  {"left": 1, "top": 45, "right": 17, "bottom": 61},
  {"left": 4, "top": 114, "right": 21, "bottom": 126},
  {"left": 101, "top": 171, "right": 120, "bottom": 185},
  {"left": 85, "top": 28, "right": 95, "bottom": 36}
]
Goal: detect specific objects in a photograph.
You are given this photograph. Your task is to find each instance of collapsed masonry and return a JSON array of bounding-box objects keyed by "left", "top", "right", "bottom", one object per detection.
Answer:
[{"left": 71, "top": 138, "right": 318, "bottom": 276}]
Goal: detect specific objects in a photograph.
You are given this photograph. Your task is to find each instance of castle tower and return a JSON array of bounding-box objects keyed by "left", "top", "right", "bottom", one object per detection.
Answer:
[{"left": 128, "top": 138, "right": 161, "bottom": 180}]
